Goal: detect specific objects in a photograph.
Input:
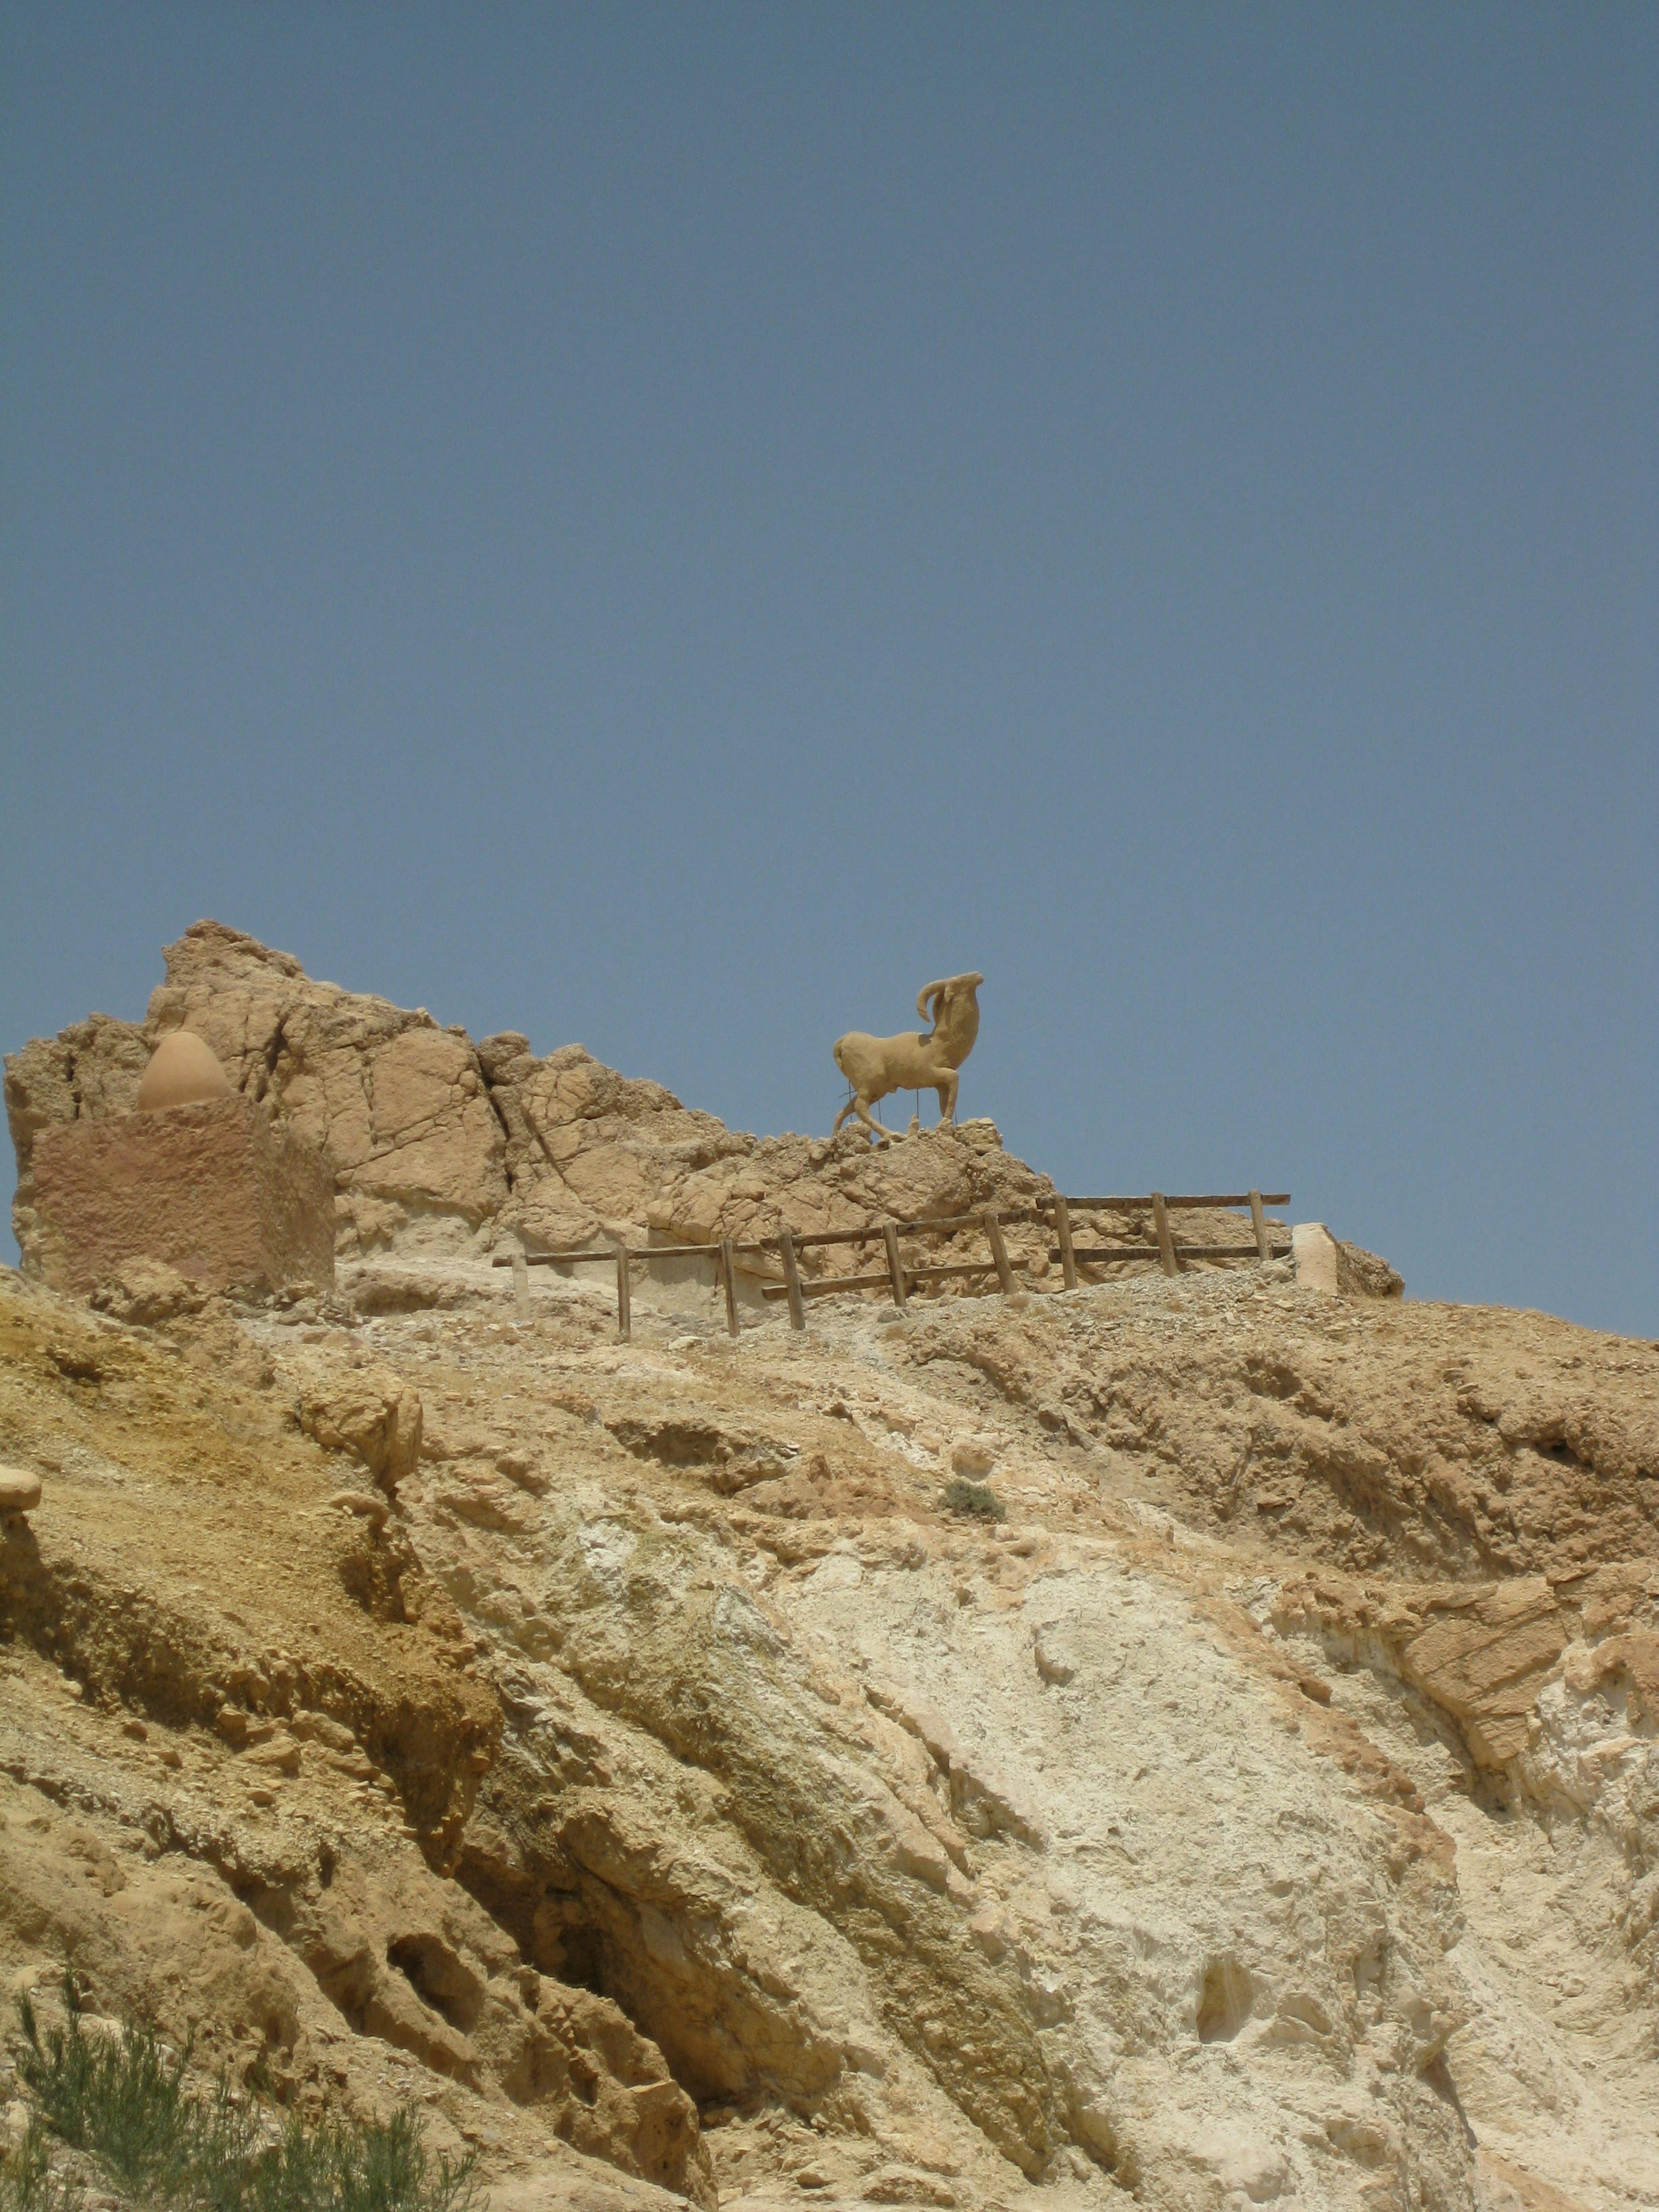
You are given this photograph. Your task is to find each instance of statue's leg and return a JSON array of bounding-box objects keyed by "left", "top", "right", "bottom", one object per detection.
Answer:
[
  {"left": 854, "top": 1095, "right": 892, "bottom": 1146},
  {"left": 832, "top": 1097, "right": 855, "bottom": 1136},
  {"left": 936, "top": 1072, "right": 959, "bottom": 1125}
]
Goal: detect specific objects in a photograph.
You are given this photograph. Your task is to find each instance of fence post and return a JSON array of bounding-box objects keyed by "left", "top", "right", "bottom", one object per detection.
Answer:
[
  {"left": 720, "top": 1238, "right": 741, "bottom": 1338},
  {"left": 1053, "top": 1195, "right": 1079, "bottom": 1290},
  {"left": 615, "top": 1247, "right": 632, "bottom": 1341},
  {"left": 778, "top": 1230, "right": 807, "bottom": 1331},
  {"left": 512, "top": 1248, "right": 530, "bottom": 1320},
  {"left": 1152, "top": 1193, "right": 1179, "bottom": 1278},
  {"left": 882, "top": 1224, "right": 909, "bottom": 1313},
  {"left": 983, "top": 1208, "right": 1017, "bottom": 1296},
  {"left": 1248, "top": 1189, "right": 1273, "bottom": 1263}
]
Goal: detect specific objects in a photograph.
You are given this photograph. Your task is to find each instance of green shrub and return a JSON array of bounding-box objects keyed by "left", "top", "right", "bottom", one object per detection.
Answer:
[
  {"left": 0, "top": 2114, "right": 80, "bottom": 2212},
  {"left": 2, "top": 1976, "right": 480, "bottom": 2212},
  {"left": 941, "top": 1478, "right": 1004, "bottom": 1521}
]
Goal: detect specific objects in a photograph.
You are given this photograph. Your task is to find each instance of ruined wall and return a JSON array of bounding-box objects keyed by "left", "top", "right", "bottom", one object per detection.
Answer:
[{"left": 27, "top": 1095, "right": 335, "bottom": 1297}]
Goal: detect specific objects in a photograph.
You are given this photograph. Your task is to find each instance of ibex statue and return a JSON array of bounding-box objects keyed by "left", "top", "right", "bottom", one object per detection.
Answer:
[{"left": 832, "top": 973, "right": 984, "bottom": 1144}]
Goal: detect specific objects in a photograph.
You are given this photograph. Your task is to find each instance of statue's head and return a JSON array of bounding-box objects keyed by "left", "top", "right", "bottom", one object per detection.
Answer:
[{"left": 916, "top": 973, "right": 984, "bottom": 1028}]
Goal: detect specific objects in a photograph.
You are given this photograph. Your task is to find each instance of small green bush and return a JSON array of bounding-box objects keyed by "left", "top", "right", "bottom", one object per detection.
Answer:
[
  {"left": 0, "top": 2117, "right": 79, "bottom": 2212},
  {"left": 2, "top": 1976, "right": 480, "bottom": 2212},
  {"left": 941, "top": 1478, "right": 1004, "bottom": 1521}
]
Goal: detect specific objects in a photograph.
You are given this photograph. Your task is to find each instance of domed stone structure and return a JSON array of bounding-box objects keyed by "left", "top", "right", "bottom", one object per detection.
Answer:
[
  {"left": 136, "top": 1030, "right": 232, "bottom": 1112},
  {"left": 20, "top": 1022, "right": 331, "bottom": 1296}
]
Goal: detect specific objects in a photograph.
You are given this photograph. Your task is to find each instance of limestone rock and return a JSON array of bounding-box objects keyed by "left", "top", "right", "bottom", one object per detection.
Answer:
[
  {"left": 147, "top": 922, "right": 509, "bottom": 1233},
  {"left": 950, "top": 1438, "right": 997, "bottom": 1478},
  {"left": 953, "top": 1117, "right": 1003, "bottom": 1155},
  {"left": 301, "top": 1373, "right": 423, "bottom": 1492},
  {"left": 1399, "top": 1577, "right": 1567, "bottom": 1765},
  {"left": 20, "top": 928, "right": 1643, "bottom": 2212},
  {"left": 0, "top": 1466, "right": 42, "bottom": 1515},
  {"left": 1, "top": 1121, "right": 1655, "bottom": 2212},
  {"left": 3, "top": 1013, "right": 150, "bottom": 1270},
  {"left": 328, "top": 1488, "right": 391, "bottom": 1529},
  {"left": 88, "top": 1258, "right": 207, "bottom": 1326},
  {"left": 1292, "top": 1220, "right": 1341, "bottom": 1292},
  {"left": 1336, "top": 1236, "right": 1404, "bottom": 1298},
  {"left": 528, "top": 1983, "right": 715, "bottom": 2206}
]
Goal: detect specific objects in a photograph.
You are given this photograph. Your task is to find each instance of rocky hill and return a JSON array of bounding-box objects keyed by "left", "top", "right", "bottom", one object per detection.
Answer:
[{"left": 2, "top": 928, "right": 1656, "bottom": 2212}]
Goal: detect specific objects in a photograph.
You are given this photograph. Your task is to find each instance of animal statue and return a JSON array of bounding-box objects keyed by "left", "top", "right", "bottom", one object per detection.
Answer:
[{"left": 832, "top": 973, "right": 984, "bottom": 1144}]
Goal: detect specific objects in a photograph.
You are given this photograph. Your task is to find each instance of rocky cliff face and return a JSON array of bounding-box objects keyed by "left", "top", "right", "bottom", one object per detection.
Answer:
[{"left": 2, "top": 934, "right": 1654, "bottom": 2212}]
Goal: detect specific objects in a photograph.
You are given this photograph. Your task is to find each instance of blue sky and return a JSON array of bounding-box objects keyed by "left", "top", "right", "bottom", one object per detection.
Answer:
[{"left": 3, "top": 5, "right": 1654, "bottom": 1333}]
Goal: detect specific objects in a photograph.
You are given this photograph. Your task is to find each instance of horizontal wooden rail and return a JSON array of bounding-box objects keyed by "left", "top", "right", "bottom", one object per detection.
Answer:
[
  {"left": 1054, "top": 1193, "right": 1290, "bottom": 1212},
  {"left": 496, "top": 1239, "right": 765, "bottom": 1267},
  {"left": 493, "top": 1247, "right": 614, "bottom": 1267},
  {"left": 776, "top": 1217, "right": 1018, "bottom": 1248},
  {"left": 762, "top": 1269, "right": 894, "bottom": 1301},
  {"left": 1061, "top": 1241, "right": 1291, "bottom": 1264},
  {"left": 762, "top": 1255, "right": 998, "bottom": 1302},
  {"left": 770, "top": 1208, "right": 1049, "bottom": 1246},
  {"left": 782, "top": 1226, "right": 892, "bottom": 1250}
]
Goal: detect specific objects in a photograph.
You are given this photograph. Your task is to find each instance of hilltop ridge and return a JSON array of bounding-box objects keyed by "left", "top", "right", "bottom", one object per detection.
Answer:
[{"left": 6, "top": 920, "right": 1395, "bottom": 1302}]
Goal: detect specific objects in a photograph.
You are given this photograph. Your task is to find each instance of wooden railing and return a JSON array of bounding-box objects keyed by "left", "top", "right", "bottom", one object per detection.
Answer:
[{"left": 492, "top": 1189, "right": 1290, "bottom": 1341}]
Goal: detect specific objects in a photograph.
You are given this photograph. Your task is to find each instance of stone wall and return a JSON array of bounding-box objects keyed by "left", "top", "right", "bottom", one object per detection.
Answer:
[{"left": 26, "top": 1095, "right": 334, "bottom": 1297}]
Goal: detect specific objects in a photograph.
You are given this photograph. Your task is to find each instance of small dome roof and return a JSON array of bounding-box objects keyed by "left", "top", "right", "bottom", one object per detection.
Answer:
[{"left": 136, "top": 1030, "right": 233, "bottom": 1112}]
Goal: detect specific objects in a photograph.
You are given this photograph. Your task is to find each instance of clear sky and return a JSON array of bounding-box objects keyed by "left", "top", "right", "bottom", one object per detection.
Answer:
[{"left": 3, "top": 5, "right": 1655, "bottom": 1334}]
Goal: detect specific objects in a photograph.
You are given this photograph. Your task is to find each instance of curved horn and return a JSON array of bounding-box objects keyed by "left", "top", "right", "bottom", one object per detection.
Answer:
[{"left": 915, "top": 979, "right": 948, "bottom": 1023}]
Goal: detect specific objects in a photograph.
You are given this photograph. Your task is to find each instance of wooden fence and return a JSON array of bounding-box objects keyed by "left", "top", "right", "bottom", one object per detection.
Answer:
[{"left": 492, "top": 1189, "right": 1290, "bottom": 1342}]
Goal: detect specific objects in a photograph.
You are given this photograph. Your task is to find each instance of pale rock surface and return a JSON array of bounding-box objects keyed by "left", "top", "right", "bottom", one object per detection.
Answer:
[
  {"left": 0, "top": 1465, "right": 42, "bottom": 1514},
  {"left": 1293, "top": 1222, "right": 1342, "bottom": 1294},
  {"left": 299, "top": 1370, "right": 425, "bottom": 1493},
  {"left": 87, "top": 1257, "right": 209, "bottom": 1325}
]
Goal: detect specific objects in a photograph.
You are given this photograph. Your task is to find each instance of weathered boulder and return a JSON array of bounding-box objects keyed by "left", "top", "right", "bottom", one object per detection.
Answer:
[
  {"left": 1397, "top": 1577, "right": 1568, "bottom": 1766},
  {"left": 4, "top": 1013, "right": 151, "bottom": 1268},
  {"left": 0, "top": 1465, "right": 42, "bottom": 1515},
  {"left": 87, "top": 1258, "right": 207, "bottom": 1326},
  {"left": 146, "top": 922, "right": 509, "bottom": 1235},
  {"left": 300, "top": 1373, "right": 424, "bottom": 1493}
]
